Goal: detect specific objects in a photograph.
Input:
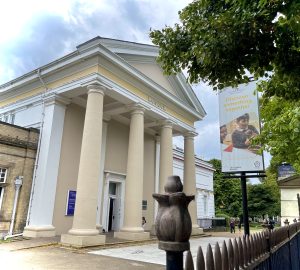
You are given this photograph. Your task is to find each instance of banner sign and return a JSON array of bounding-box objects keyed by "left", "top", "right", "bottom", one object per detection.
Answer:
[
  {"left": 65, "top": 190, "right": 76, "bottom": 216},
  {"left": 218, "top": 81, "right": 264, "bottom": 172}
]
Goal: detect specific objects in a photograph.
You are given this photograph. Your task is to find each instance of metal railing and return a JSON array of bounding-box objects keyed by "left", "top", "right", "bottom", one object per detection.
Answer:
[{"left": 185, "top": 222, "right": 300, "bottom": 270}]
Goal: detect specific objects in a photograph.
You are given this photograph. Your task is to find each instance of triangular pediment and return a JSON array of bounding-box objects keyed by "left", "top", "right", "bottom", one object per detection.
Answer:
[{"left": 97, "top": 38, "right": 206, "bottom": 117}]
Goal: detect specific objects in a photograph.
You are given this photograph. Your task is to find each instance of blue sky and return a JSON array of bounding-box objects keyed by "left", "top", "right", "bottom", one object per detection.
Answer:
[{"left": 0, "top": 0, "right": 269, "bottom": 168}]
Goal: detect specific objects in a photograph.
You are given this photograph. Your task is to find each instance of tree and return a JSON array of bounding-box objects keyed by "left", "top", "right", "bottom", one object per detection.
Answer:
[
  {"left": 257, "top": 97, "right": 300, "bottom": 172},
  {"left": 150, "top": 0, "right": 300, "bottom": 171},
  {"left": 209, "top": 159, "right": 242, "bottom": 217},
  {"left": 248, "top": 183, "right": 280, "bottom": 218},
  {"left": 150, "top": 0, "right": 300, "bottom": 99}
]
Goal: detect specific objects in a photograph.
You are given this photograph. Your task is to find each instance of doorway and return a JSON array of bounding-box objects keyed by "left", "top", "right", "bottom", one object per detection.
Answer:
[
  {"left": 102, "top": 173, "right": 125, "bottom": 232},
  {"left": 108, "top": 197, "right": 115, "bottom": 231}
]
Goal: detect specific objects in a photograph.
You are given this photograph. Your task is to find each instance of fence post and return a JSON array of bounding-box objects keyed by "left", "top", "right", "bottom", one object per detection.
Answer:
[
  {"left": 287, "top": 225, "right": 292, "bottom": 270},
  {"left": 265, "top": 230, "right": 272, "bottom": 270},
  {"left": 153, "top": 176, "right": 194, "bottom": 270}
]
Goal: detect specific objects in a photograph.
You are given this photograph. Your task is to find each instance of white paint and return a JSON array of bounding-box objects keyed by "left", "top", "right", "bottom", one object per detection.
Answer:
[
  {"left": 27, "top": 94, "right": 68, "bottom": 227},
  {"left": 102, "top": 172, "right": 125, "bottom": 232},
  {"left": 14, "top": 104, "right": 42, "bottom": 127},
  {"left": 173, "top": 148, "right": 215, "bottom": 220}
]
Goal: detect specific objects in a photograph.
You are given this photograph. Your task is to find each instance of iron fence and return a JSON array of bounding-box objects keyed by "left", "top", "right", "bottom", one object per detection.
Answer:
[{"left": 185, "top": 222, "right": 300, "bottom": 270}]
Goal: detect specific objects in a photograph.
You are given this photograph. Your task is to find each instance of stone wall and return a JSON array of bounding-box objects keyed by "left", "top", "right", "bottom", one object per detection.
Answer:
[{"left": 0, "top": 121, "right": 39, "bottom": 233}]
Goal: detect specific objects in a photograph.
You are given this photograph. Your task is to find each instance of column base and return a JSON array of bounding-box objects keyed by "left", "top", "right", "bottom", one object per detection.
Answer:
[
  {"left": 114, "top": 231, "right": 150, "bottom": 241},
  {"left": 96, "top": 224, "right": 104, "bottom": 233},
  {"left": 61, "top": 234, "right": 106, "bottom": 247},
  {"left": 191, "top": 224, "right": 204, "bottom": 236},
  {"left": 23, "top": 225, "right": 56, "bottom": 238}
]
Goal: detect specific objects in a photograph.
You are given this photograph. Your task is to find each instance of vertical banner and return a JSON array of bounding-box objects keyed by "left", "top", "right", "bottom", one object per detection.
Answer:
[
  {"left": 65, "top": 190, "right": 76, "bottom": 216},
  {"left": 218, "top": 81, "right": 264, "bottom": 172}
]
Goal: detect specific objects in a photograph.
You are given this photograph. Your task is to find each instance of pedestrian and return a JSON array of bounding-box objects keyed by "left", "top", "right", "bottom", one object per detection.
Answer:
[
  {"left": 230, "top": 219, "right": 235, "bottom": 233},
  {"left": 142, "top": 216, "right": 147, "bottom": 229},
  {"left": 268, "top": 219, "right": 275, "bottom": 231}
]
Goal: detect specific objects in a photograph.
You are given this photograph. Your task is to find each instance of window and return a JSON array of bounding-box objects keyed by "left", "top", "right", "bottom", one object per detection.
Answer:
[
  {"left": 203, "top": 195, "right": 208, "bottom": 216},
  {"left": 142, "top": 200, "right": 147, "bottom": 210},
  {"left": 10, "top": 114, "right": 15, "bottom": 124},
  {"left": 0, "top": 168, "right": 7, "bottom": 183},
  {"left": 109, "top": 182, "right": 117, "bottom": 195}
]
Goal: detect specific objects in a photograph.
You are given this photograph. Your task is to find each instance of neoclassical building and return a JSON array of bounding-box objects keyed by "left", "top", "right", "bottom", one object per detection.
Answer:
[{"left": 0, "top": 37, "right": 206, "bottom": 247}]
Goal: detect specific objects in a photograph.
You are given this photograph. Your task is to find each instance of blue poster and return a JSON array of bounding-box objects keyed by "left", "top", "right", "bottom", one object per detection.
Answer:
[{"left": 66, "top": 190, "right": 76, "bottom": 216}]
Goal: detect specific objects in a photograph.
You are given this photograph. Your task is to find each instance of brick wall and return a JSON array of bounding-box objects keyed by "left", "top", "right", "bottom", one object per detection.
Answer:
[{"left": 0, "top": 121, "right": 39, "bottom": 233}]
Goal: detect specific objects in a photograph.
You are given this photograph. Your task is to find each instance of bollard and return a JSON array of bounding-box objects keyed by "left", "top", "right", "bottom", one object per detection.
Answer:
[{"left": 153, "top": 176, "right": 194, "bottom": 270}]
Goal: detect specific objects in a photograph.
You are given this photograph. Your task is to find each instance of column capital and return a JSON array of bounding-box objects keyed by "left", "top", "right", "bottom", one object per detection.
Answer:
[
  {"left": 87, "top": 84, "right": 106, "bottom": 96},
  {"left": 44, "top": 93, "right": 71, "bottom": 107},
  {"left": 159, "top": 119, "right": 174, "bottom": 129},
  {"left": 127, "top": 103, "right": 147, "bottom": 115},
  {"left": 184, "top": 131, "right": 198, "bottom": 139}
]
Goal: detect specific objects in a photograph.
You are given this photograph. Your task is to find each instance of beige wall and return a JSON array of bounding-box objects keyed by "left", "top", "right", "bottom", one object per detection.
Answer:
[
  {"left": 104, "top": 120, "right": 129, "bottom": 174},
  {"left": 53, "top": 104, "right": 85, "bottom": 235},
  {"left": 142, "top": 133, "right": 156, "bottom": 230},
  {"left": 53, "top": 113, "right": 157, "bottom": 234},
  {"left": 129, "top": 62, "right": 177, "bottom": 96}
]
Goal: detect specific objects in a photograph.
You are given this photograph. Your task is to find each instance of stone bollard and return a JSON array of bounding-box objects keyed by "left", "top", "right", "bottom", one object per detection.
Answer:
[{"left": 153, "top": 176, "right": 194, "bottom": 270}]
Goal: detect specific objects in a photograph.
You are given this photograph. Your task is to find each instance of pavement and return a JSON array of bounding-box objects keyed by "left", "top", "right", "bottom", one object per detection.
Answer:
[{"left": 0, "top": 231, "right": 247, "bottom": 270}]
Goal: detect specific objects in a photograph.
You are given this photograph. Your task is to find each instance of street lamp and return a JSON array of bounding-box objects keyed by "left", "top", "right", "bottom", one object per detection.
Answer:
[{"left": 8, "top": 176, "right": 23, "bottom": 236}]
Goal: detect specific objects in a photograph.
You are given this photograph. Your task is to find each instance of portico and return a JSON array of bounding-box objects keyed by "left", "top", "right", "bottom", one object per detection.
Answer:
[{"left": 0, "top": 37, "right": 206, "bottom": 247}]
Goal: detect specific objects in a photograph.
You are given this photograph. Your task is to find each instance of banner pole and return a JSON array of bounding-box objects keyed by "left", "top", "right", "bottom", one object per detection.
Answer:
[{"left": 241, "top": 172, "right": 250, "bottom": 236}]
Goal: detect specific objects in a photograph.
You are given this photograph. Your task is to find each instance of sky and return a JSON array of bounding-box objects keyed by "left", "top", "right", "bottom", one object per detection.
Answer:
[{"left": 0, "top": 0, "right": 268, "bottom": 168}]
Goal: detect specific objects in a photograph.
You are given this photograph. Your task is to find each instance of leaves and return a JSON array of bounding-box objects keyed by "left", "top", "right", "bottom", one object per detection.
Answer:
[{"left": 150, "top": 0, "right": 300, "bottom": 99}]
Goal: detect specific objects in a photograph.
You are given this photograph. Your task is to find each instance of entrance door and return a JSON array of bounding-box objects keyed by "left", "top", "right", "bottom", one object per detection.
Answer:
[
  {"left": 102, "top": 174, "right": 125, "bottom": 232},
  {"left": 107, "top": 182, "right": 121, "bottom": 231},
  {"left": 108, "top": 197, "right": 115, "bottom": 231}
]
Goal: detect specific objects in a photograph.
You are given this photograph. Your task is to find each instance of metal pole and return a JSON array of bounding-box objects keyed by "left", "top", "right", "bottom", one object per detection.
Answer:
[
  {"left": 9, "top": 177, "right": 23, "bottom": 235},
  {"left": 241, "top": 172, "right": 250, "bottom": 236},
  {"left": 166, "top": 251, "right": 183, "bottom": 270}
]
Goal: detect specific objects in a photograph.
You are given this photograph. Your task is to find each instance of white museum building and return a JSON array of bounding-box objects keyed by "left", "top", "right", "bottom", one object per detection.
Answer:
[{"left": 0, "top": 37, "right": 214, "bottom": 247}]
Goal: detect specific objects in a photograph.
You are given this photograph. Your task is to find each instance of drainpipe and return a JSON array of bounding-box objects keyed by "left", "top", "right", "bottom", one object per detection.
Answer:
[
  {"left": 8, "top": 176, "right": 23, "bottom": 236},
  {"left": 26, "top": 69, "right": 48, "bottom": 225}
]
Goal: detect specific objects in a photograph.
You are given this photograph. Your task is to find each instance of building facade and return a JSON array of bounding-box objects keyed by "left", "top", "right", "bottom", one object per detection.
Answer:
[
  {"left": 0, "top": 37, "right": 207, "bottom": 247},
  {"left": 173, "top": 147, "right": 215, "bottom": 228},
  {"left": 0, "top": 122, "right": 39, "bottom": 234},
  {"left": 278, "top": 175, "right": 300, "bottom": 226}
]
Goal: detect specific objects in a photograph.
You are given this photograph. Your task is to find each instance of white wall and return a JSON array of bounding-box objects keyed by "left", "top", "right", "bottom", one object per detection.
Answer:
[
  {"left": 14, "top": 104, "right": 42, "bottom": 128},
  {"left": 173, "top": 156, "right": 215, "bottom": 220}
]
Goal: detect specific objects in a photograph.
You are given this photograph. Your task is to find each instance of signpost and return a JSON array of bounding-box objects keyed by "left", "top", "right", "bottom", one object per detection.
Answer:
[{"left": 218, "top": 81, "right": 265, "bottom": 235}]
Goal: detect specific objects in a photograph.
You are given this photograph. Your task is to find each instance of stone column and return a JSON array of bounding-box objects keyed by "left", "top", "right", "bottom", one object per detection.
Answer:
[
  {"left": 114, "top": 104, "right": 150, "bottom": 240},
  {"left": 61, "top": 85, "right": 106, "bottom": 247},
  {"left": 23, "top": 93, "right": 69, "bottom": 238},
  {"left": 159, "top": 120, "right": 173, "bottom": 193},
  {"left": 183, "top": 131, "right": 203, "bottom": 235}
]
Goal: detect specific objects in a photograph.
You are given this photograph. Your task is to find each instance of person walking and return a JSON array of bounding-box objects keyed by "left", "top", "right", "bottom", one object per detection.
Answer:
[{"left": 230, "top": 219, "right": 235, "bottom": 233}]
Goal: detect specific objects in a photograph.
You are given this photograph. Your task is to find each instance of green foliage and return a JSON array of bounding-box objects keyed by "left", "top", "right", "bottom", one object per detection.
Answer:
[
  {"left": 247, "top": 183, "right": 280, "bottom": 217},
  {"left": 256, "top": 97, "right": 300, "bottom": 172},
  {"left": 150, "top": 0, "right": 300, "bottom": 99},
  {"left": 209, "top": 159, "right": 242, "bottom": 217}
]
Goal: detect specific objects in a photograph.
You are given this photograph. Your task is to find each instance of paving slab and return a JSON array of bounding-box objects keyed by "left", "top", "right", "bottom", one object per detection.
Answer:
[{"left": 89, "top": 236, "right": 231, "bottom": 266}]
